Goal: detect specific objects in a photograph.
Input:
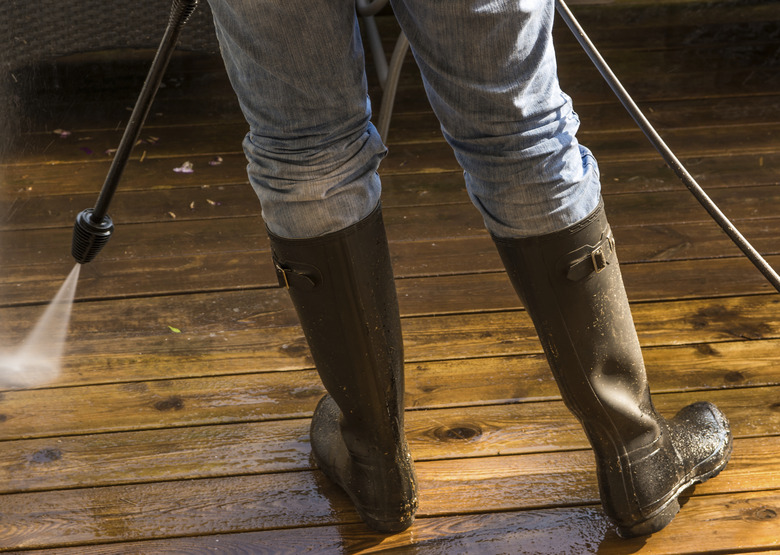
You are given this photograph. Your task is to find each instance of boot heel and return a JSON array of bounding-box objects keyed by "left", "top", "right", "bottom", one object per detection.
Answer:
[{"left": 617, "top": 498, "right": 681, "bottom": 538}]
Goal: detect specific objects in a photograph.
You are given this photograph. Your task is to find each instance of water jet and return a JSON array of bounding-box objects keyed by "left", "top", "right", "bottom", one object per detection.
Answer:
[{"left": 0, "top": 264, "right": 80, "bottom": 389}]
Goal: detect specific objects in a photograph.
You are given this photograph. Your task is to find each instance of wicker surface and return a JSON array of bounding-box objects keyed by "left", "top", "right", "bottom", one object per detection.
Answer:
[{"left": 1, "top": 0, "right": 219, "bottom": 71}]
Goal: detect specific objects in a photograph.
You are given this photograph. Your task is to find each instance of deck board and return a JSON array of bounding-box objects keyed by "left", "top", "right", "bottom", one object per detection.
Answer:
[{"left": 1, "top": 1, "right": 779, "bottom": 552}]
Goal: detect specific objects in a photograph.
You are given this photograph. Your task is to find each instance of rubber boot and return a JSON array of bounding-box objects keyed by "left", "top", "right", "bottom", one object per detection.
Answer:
[
  {"left": 492, "top": 200, "right": 732, "bottom": 538},
  {"left": 267, "top": 203, "right": 417, "bottom": 533}
]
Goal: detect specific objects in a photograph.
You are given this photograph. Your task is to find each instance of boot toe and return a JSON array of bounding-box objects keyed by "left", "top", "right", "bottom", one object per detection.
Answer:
[
  {"left": 668, "top": 401, "right": 733, "bottom": 483},
  {"left": 617, "top": 401, "right": 732, "bottom": 538}
]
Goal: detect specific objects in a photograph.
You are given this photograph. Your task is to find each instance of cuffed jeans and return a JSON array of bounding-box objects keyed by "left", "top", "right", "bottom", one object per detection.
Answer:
[{"left": 207, "top": 0, "right": 601, "bottom": 239}]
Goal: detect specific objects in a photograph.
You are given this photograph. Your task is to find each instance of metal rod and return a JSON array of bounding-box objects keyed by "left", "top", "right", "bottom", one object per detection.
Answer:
[
  {"left": 92, "top": 0, "right": 198, "bottom": 220},
  {"left": 376, "top": 32, "right": 410, "bottom": 142},
  {"left": 555, "top": 0, "right": 780, "bottom": 293},
  {"left": 364, "top": 15, "right": 389, "bottom": 88}
]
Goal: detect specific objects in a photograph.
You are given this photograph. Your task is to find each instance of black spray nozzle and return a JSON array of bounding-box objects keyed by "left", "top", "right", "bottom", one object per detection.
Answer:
[
  {"left": 72, "top": 209, "right": 114, "bottom": 264},
  {"left": 67, "top": 0, "right": 198, "bottom": 265}
]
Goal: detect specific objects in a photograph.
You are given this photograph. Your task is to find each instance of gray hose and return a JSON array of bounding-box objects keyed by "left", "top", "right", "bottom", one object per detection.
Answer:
[{"left": 375, "top": 32, "right": 410, "bottom": 142}]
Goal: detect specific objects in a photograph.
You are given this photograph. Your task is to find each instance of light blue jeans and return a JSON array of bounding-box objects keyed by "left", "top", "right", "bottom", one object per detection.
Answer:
[{"left": 206, "top": 0, "right": 601, "bottom": 239}]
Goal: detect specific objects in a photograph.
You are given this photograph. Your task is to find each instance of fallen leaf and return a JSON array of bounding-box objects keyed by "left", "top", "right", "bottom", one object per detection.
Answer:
[{"left": 173, "top": 161, "right": 194, "bottom": 173}]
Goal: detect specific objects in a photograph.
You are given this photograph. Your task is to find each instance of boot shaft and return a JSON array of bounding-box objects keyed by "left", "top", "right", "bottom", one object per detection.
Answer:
[
  {"left": 493, "top": 201, "right": 670, "bottom": 524},
  {"left": 268, "top": 203, "right": 406, "bottom": 440},
  {"left": 492, "top": 201, "right": 661, "bottom": 452},
  {"left": 268, "top": 204, "right": 418, "bottom": 532}
]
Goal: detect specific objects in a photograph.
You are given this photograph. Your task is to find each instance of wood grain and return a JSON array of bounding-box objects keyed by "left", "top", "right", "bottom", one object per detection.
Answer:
[{"left": 0, "top": 2, "right": 778, "bottom": 552}]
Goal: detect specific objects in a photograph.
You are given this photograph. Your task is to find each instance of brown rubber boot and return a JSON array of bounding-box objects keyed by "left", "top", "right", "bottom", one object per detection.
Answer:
[
  {"left": 492, "top": 199, "right": 732, "bottom": 537},
  {"left": 268, "top": 203, "right": 417, "bottom": 533}
]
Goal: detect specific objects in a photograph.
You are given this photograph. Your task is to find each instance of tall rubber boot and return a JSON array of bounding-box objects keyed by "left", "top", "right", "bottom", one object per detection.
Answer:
[
  {"left": 492, "top": 200, "right": 732, "bottom": 538},
  {"left": 267, "top": 203, "right": 417, "bottom": 533}
]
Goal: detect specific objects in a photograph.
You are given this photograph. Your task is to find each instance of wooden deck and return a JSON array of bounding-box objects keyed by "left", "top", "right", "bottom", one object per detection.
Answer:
[{"left": 1, "top": 1, "right": 779, "bottom": 552}]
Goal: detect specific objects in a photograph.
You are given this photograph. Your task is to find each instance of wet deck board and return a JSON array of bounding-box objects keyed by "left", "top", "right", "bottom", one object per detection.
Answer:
[
  {"left": 1, "top": 390, "right": 779, "bottom": 491},
  {"left": 1, "top": 1, "right": 779, "bottom": 553},
  {"left": 9, "top": 489, "right": 780, "bottom": 554},
  {"left": 2, "top": 452, "right": 780, "bottom": 551}
]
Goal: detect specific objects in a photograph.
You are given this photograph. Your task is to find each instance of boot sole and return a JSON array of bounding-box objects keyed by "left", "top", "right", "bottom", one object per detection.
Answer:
[
  {"left": 360, "top": 504, "right": 417, "bottom": 534},
  {"left": 616, "top": 436, "right": 733, "bottom": 538}
]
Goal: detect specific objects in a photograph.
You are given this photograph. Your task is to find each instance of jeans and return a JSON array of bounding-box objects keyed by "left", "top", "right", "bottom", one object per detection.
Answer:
[{"left": 207, "top": 0, "right": 601, "bottom": 239}]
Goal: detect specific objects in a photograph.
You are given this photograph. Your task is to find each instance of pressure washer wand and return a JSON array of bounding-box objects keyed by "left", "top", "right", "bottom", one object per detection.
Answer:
[
  {"left": 555, "top": 0, "right": 780, "bottom": 294},
  {"left": 71, "top": 0, "right": 199, "bottom": 264}
]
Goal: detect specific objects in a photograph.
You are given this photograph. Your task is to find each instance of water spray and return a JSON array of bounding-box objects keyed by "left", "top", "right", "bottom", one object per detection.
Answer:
[
  {"left": 71, "top": 0, "right": 199, "bottom": 264},
  {"left": 0, "top": 265, "right": 81, "bottom": 389},
  {"left": 1, "top": 2, "right": 198, "bottom": 387},
  {"left": 555, "top": 0, "right": 780, "bottom": 293}
]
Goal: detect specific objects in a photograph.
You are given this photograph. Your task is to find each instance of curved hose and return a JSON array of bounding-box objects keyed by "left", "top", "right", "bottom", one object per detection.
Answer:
[{"left": 555, "top": 0, "right": 780, "bottom": 293}]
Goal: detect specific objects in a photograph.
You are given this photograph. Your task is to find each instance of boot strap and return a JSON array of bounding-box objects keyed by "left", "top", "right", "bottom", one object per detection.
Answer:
[
  {"left": 272, "top": 255, "right": 320, "bottom": 290},
  {"left": 563, "top": 230, "right": 616, "bottom": 282}
]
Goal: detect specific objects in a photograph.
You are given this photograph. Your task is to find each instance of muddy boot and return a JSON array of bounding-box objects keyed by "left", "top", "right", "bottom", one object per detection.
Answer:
[
  {"left": 268, "top": 203, "right": 417, "bottom": 533},
  {"left": 492, "top": 200, "right": 732, "bottom": 538}
]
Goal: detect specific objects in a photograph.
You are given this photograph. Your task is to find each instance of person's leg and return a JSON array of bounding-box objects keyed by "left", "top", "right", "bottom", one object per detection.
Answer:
[
  {"left": 391, "top": 0, "right": 600, "bottom": 238},
  {"left": 207, "top": 0, "right": 384, "bottom": 238},
  {"left": 391, "top": 0, "right": 731, "bottom": 536},
  {"left": 207, "top": 0, "right": 417, "bottom": 531}
]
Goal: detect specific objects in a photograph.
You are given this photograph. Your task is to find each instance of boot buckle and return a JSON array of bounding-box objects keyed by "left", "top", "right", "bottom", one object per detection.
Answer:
[
  {"left": 591, "top": 235, "right": 616, "bottom": 274},
  {"left": 564, "top": 232, "right": 616, "bottom": 281},
  {"left": 272, "top": 257, "right": 320, "bottom": 290},
  {"left": 591, "top": 248, "right": 606, "bottom": 273},
  {"left": 275, "top": 263, "right": 291, "bottom": 289},
  {"left": 591, "top": 239, "right": 607, "bottom": 273}
]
